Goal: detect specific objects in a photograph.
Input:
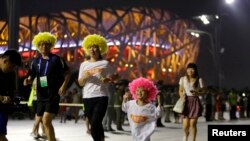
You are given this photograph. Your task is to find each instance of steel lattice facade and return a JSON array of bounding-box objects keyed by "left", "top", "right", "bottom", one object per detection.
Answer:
[{"left": 0, "top": 7, "right": 200, "bottom": 84}]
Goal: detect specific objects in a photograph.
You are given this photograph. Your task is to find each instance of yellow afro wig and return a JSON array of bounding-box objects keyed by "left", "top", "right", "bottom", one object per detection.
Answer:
[
  {"left": 32, "top": 32, "right": 57, "bottom": 50},
  {"left": 82, "top": 34, "right": 108, "bottom": 55}
]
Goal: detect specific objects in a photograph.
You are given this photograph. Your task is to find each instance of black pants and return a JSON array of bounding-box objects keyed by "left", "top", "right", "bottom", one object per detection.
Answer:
[
  {"left": 205, "top": 104, "right": 212, "bottom": 121},
  {"left": 230, "top": 105, "right": 237, "bottom": 120},
  {"left": 83, "top": 97, "right": 108, "bottom": 141},
  {"left": 114, "top": 107, "right": 123, "bottom": 129}
]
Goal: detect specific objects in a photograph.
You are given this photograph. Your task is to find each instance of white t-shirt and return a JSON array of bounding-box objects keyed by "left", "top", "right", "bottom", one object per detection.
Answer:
[
  {"left": 78, "top": 60, "right": 113, "bottom": 98},
  {"left": 179, "top": 76, "right": 204, "bottom": 96},
  {"left": 122, "top": 100, "right": 161, "bottom": 141}
]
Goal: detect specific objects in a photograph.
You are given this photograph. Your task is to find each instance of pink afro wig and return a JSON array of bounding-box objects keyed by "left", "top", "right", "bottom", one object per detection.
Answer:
[{"left": 128, "top": 77, "right": 159, "bottom": 101}]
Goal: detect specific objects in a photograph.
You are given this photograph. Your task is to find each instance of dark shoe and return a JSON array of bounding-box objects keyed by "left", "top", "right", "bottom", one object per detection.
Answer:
[
  {"left": 219, "top": 118, "right": 225, "bottom": 120},
  {"left": 104, "top": 128, "right": 108, "bottom": 132},
  {"left": 157, "top": 123, "right": 165, "bottom": 127},
  {"left": 108, "top": 128, "right": 115, "bottom": 131},
  {"left": 117, "top": 127, "right": 124, "bottom": 131}
]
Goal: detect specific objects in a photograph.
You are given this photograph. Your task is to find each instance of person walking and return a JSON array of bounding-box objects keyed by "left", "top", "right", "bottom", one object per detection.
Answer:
[
  {"left": 23, "top": 32, "right": 71, "bottom": 141},
  {"left": 71, "top": 88, "right": 82, "bottom": 123},
  {"left": 163, "top": 87, "right": 172, "bottom": 123},
  {"left": 228, "top": 88, "right": 238, "bottom": 120},
  {"left": 78, "top": 34, "right": 118, "bottom": 141},
  {"left": 114, "top": 80, "right": 129, "bottom": 131},
  {"left": 0, "top": 50, "right": 22, "bottom": 141},
  {"left": 179, "top": 63, "right": 206, "bottom": 141},
  {"left": 102, "top": 82, "right": 115, "bottom": 132},
  {"left": 172, "top": 86, "right": 181, "bottom": 123}
]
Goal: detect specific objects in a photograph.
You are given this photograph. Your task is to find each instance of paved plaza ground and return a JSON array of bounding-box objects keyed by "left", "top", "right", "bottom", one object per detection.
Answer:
[{"left": 5, "top": 112, "right": 250, "bottom": 141}]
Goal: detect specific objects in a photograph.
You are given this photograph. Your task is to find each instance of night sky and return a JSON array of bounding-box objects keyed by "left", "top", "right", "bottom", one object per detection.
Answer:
[
  {"left": 155, "top": 0, "right": 250, "bottom": 89},
  {"left": 195, "top": 0, "right": 250, "bottom": 89}
]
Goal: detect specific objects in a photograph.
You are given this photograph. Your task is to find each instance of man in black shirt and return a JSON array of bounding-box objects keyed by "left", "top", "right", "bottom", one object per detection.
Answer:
[
  {"left": 0, "top": 50, "right": 21, "bottom": 141},
  {"left": 24, "top": 32, "right": 71, "bottom": 141}
]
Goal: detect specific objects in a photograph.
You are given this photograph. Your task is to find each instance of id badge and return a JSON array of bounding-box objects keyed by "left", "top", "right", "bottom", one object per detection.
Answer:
[{"left": 40, "top": 76, "right": 48, "bottom": 87}]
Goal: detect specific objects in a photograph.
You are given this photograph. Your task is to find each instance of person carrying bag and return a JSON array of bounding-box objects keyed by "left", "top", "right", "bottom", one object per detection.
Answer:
[{"left": 173, "top": 94, "right": 186, "bottom": 113}]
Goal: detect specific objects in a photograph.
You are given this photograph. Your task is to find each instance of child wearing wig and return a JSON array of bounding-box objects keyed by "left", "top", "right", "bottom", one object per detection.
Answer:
[{"left": 122, "top": 77, "right": 162, "bottom": 141}]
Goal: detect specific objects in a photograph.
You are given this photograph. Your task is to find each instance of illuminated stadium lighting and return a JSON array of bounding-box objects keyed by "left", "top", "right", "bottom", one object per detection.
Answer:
[
  {"left": 0, "top": 8, "right": 200, "bottom": 84},
  {"left": 162, "top": 68, "right": 166, "bottom": 72},
  {"left": 168, "top": 68, "right": 172, "bottom": 72}
]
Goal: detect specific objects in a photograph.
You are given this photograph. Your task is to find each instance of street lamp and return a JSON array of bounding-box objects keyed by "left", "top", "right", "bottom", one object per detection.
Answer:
[
  {"left": 186, "top": 29, "right": 215, "bottom": 55},
  {"left": 186, "top": 28, "right": 221, "bottom": 88},
  {"left": 225, "top": 0, "right": 235, "bottom": 4},
  {"left": 192, "top": 14, "right": 219, "bottom": 25}
]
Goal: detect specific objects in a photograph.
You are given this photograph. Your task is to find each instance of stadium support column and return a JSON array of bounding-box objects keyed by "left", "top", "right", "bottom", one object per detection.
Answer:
[
  {"left": 6, "top": 0, "right": 20, "bottom": 96},
  {"left": 6, "top": 0, "right": 20, "bottom": 50}
]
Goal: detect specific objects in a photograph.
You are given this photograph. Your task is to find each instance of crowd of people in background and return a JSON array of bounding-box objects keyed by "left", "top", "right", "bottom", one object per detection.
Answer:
[
  {"left": 57, "top": 76, "right": 250, "bottom": 127},
  {"left": 23, "top": 74, "right": 250, "bottom": 128},
  {"left": 27, "top": 75, "right": 250, "bottom": 129}
]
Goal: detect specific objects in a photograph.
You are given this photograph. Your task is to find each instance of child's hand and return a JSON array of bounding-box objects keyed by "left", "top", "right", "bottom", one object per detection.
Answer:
[
  {"left": 123, "top": 92, "right": 130, "bottom": 102},
  {"left": 157, "top": 95, "right": 161, "bottom": 105}
]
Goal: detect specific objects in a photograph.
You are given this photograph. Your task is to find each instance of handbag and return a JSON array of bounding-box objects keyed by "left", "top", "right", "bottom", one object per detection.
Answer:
[{"left": 173, "top": 95, "right": 186, "bottom": 113}]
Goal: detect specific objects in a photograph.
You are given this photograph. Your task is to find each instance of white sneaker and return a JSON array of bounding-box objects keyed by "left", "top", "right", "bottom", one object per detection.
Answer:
[
  {"left": 183, "top": 136, "right": 188, "bottom": 141},
  {"left": 30, "top": 132, "right": 39, "bottom": 139}
]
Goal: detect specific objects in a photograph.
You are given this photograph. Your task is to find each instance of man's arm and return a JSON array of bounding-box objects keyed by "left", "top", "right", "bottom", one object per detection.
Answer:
[{"left": 58, "top": 70, "right": 71, "bottom": 96}]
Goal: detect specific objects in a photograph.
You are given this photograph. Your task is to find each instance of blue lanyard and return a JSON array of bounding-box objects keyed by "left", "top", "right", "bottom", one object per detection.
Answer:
[{"left": 38, "top": 58, "right": 49, "bottom": 75}]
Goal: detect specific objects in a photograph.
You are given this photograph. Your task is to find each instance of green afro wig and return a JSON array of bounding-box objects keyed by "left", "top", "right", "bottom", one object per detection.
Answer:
[
  {"left": 32, "top": 32, "right": 57, "bottom": 50},
  {"left": 82, "top": 34, "right": 108, "bottom": 55}
]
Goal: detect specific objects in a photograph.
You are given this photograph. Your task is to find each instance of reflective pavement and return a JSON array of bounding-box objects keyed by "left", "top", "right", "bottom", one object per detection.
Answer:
[{"left": 6, "top": 113, "right": 250, "bottom": 141}]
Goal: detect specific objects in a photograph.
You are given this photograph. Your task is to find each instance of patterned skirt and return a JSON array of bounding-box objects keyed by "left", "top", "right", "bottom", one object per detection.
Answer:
[{"left": 182, "top": 96, "right": 203, "bottom": 118}]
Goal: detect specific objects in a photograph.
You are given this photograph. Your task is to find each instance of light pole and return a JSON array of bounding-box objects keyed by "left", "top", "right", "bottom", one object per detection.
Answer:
[
  {"left": 187, "top": 1, "right": 234, "bottom": 88},
  {"left": 186, "top": 29, "right": 215, "bottom": 56},
  {"left": 186, "top": 28, "right": 221, "bottom": 88}
]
